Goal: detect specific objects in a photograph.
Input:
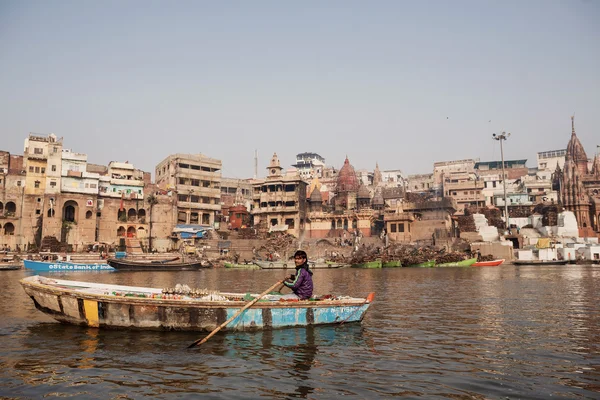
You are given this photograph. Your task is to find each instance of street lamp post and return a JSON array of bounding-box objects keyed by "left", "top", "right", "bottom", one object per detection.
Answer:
[{"left": 493, "top": 132, "right": 511, "bottom": 234}]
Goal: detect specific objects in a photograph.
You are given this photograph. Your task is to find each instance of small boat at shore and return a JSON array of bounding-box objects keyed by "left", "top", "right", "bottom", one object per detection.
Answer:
[
  {"left": 472, "top": 259, "right": 505, "bottom": 267},
  {"left": 382, "top": 260, "right": 402, "bottom": 268},
  {"left": 224, "top": 261, "right": 260, "bottom": 269},
  {"left": 24, "top": 259, "right": 114, "bottom": 272},
  {"left": 107, "top": 257, "right": 210, "bottom": 271},
  {"left": 436, "top": 257, "right": 477, "bottom": 267},
  {"left": 20, "top": 275, "right": 374, "bottom": 331},
  {"left": 513, "top": 259, "right": 570, "bottom": 266},
  {"left": 351, "top": 260, "right": 382, "bottom": 269},
  {"left": 255, "top": 260, "right": 348, "bottom": 269},
  {"left": 405, "top": 260, "right": 436, "bottom": 268},
  {"left": 0, "top": 262, "right": 22, "bottom": 270}
]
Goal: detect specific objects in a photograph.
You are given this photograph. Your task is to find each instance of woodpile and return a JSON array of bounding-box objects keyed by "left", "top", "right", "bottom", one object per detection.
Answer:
[
  {"left": 257, "top": 232, "right": 297, "bottom": 259},
  {"left": 457, "top": 215, "right": 476, "bottom": 232},
  {"left": 346, "top": 242, "right": 470, "bottom": 266},
  {"left": 40, "top": 236, "right": 67, "bottom": 253}
]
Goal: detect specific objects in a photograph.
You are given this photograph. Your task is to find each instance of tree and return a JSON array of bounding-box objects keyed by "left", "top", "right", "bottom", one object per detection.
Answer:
[{"left": 146, "top": 193, "right": 158, "bottom": 252}]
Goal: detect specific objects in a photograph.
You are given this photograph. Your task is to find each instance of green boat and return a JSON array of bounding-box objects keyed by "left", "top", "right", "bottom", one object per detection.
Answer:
[
  {"left": 351, "top": 260, "right": 382, "bottom": 269},
  {"left": 405, "top": 260, "right": 436, "bottom": 268},
  {"left": 223, "top": 262, "right": 260, "bottom": 269},
  {"left": 435, "top": 257, "right": 477, "bottom": 267},
  {"left": 382, "top": 260, "right": 402, "bottom": 268}
]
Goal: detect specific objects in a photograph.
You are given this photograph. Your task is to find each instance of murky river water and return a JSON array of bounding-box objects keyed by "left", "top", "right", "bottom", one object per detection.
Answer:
[{"left": 1, "top": 265, "right": 599, "bottom": 399}]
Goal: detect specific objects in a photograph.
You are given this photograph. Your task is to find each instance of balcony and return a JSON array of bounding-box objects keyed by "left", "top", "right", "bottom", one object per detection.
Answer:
[{"left": 176, "top": 202, "right": 221, "bottom": 211}]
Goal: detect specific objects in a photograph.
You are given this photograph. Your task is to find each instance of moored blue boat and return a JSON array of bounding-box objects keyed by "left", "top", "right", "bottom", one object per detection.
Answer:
[
  {"left": 24, "top": 259, "right": 114, "bottom": 272},
  {"left": 20, "top": 275, "right": 374, "bottom": 331}
]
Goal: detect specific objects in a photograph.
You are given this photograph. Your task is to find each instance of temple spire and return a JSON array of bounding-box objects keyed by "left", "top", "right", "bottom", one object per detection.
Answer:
[{"left": 571, "top": 115, "right": 575, "bottom": 136}]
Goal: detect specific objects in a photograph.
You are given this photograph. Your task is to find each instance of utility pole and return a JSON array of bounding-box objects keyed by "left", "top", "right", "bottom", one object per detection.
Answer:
[{"left": 493, "top": 132, "right": 511, "bottom": 233}]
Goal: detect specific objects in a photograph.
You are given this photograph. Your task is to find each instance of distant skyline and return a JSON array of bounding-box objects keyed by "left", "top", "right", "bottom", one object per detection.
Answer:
[{"left": 1, "top": 0, "right": 599, "bottom": 179}]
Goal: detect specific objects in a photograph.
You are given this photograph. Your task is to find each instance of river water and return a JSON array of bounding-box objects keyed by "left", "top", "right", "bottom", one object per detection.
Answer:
[{"left": 1, "top": 265, "right": 599, "bottom": 399}]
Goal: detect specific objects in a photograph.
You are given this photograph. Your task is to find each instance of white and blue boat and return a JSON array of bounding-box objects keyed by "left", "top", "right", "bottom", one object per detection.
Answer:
[
  {"left": 20, "top": 275, "right": 374, "bottom": 331},
  {"left": 23, "top": 259, "right": 114, "bottom": 272}
]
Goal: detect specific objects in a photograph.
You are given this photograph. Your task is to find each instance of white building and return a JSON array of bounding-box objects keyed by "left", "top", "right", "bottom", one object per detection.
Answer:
[{"left": 292, "top": 152, "right": 326, "bottom": 181}]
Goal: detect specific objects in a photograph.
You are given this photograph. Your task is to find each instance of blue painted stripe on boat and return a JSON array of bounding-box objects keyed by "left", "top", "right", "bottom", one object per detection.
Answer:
[{"left": 227, "top": 308, "right": 265, "bottom": 329}]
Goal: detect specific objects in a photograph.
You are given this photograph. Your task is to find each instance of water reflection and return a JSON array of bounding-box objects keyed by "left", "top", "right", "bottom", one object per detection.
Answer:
[{"left": 2, "top": 266, "right": 600, "bottom": 398}]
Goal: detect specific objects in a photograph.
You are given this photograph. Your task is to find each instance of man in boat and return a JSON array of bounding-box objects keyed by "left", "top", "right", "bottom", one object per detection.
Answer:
[{"left": 283, "top": 250, "right": 314, "bottom": 300}]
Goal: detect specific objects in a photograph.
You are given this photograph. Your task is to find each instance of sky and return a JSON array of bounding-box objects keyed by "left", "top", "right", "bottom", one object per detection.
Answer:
[{"left": 1, "top": 0, "right": 599, "bottom": 180}]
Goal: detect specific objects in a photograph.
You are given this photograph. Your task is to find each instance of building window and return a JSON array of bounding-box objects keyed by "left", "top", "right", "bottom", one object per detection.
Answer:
[
  {"left": 390, "top": 223, "right": 397, "bottom": 233},
  {"left": 41, "top": 168, "right": 45, "bottom": 173},
  {"left": 399, "top": 223, "right": 405, "bottom": 233},
  {"left": 34, "top": 181, "right": 40, "bottom": 188},
  {"left": 36, "top": 209, "right": 41, "bottom": 215},
  {"left": 29, "top": 166, "right": 34, "bottom": 172},
  {"left": 52, "top": 165, "right": 56, "bottom": 172},
  {"left": 34, "top": 148, "right": 43, "bottom": 154},
  {"left": 35, "top": 167, "right": 40, "bottom": 173},
  {"left": 90, "top": 184, "right": 97, "bottom": 189},
  {"left": 17, "top": 181, "right": 21, "bottom": 186},
  {"left": 50, "top": 181, "right": 56, "bottom": 187}
]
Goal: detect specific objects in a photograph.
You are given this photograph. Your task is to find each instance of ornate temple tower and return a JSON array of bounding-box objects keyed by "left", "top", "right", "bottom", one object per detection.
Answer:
[
  {"left": 560, "top": 116, "right": 592, "bottom": 228},
  {"left": 373, "top": 163, "right": 382, "bottom": 187},
  {"left": 334, "top": 157, "right": 359, "bottom": 211}
]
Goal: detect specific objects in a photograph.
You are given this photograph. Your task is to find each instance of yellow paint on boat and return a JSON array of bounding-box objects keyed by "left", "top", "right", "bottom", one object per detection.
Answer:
[{"left": 83, "top": 299, "right": 99, "bottom": 327}]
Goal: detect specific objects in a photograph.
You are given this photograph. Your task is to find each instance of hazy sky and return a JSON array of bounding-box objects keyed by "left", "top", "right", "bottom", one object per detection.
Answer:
[{"left": 1, "top": 0, "right": 599, "bottom": 180}]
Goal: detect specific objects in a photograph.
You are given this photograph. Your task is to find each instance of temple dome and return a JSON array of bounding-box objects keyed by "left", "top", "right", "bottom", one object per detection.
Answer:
[
  {"left": 307, "top": 176, "right": 322, "bottom": 197},
  {"left": 372, "top": 189, "right": 384, "bottom": 206},
  {"left": 335, "top": 157, "right": 359, "bottom": 194},
  {"left": 357, "top": 184, "right": 371, "bottom": 199},
  {"left": 309, "top": 187, "right": 322, "bottom": 202}
]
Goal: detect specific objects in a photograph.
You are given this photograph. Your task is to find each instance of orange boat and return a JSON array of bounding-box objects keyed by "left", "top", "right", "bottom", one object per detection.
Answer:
[{"left": 472, "top": 259, "right": 505, "bottom": 267}]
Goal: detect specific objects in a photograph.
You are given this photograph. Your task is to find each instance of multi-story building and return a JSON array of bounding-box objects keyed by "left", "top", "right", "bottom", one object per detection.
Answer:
[
  {"left": 155, "top": 154, "right": 222, "bottom": 226},
  {"left": 442, "top": 171, "right": 485, "bottom": 213},
  {"left": 292, "top": 152, "right": 326, "bottom": 181},
  {"left": 433, "top": 159, "right": 477, "bottom": 193},
  {"left": 537, "top": 149, "right": 566, "bottom": 172},
  {"left": 406, "top": 173, "right": 434, "bottom": 193},
  {"left": 251, "top": 153, "right": 307, "bottom": 237}
]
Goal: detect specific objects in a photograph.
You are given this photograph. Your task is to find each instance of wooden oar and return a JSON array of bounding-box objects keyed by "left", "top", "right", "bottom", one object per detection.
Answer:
[{"left": 187, "top": 279, "right": 284, "bottom": 348}]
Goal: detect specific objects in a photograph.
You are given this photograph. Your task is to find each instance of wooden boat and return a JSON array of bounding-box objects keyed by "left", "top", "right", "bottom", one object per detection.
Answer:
[
  {"left": 20, "top": 275, "right": 374, "bottom": 331},
  {"left": 24, "top": 259, "right": 114, "bottom": 272},
  {"left": 107, "top": 257, "right": 209, "bottom": 271},
  {"left": 436, "top": 257, "right": 477, "bottom": 267},
  {"left": 254, "top": 260, "right": 292, "bottom": 269},
  {"left": 223, "top": 261, "right": 260, "bottom": 269},
  {"left": 311, "top": 261, "right": 349, "bottom": 269},
  {"left": 405, "top": 260, "right": 436, "bottom": 268},
  {"left": 381, "top": 260, "right": 402, "bottom": 268},
  {"left": 513, "top": 259, "right": 570, "bottom": 266},
  {"left": 0, "top": 262, "right": 22, "bottom": 270},
  {"left": 254, "top": 260, "right": 347, "bottom": 269},
  {"left": 472, "top": 259, "right": 505, "bottom": 267},
  {"left": 351, "top": 260, "right": 382, "bottom": 269}
]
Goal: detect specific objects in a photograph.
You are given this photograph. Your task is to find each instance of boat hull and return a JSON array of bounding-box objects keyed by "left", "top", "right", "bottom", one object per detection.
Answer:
[
  {"left": 24, "top": 259, "right": 114, "bottom": 271},
  {"left": 382, "top": 260, "right": 402, "bottom": 268},
  {"left": 351, "top": 260, "right": 382, "bottom": 269},
  {"left": 405, "top": 260, "right": 436, "bottom": 268},
  {"left": 255, "top": 260, "right": 348, "bottom": 269},
  {"left": 513, "top": 260, "right": 570, "bottom": 266},
  {"left": 224, "top": 262, "right": 260, "bottom": 269},
  {"left": 472, "top": 259, "right": 505, "bottom": 267},
  {"left": 107, "top": 259, "right": 209, "bottom": 271},
  {"left": 20, "top": 276, "right": 373, "bottom": 332},
  {"left": 436, "top": 258, "right": 477, "bottom": 267},
  {"left": 0, "top": 263, "right": 22, "bottom": 270}
]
